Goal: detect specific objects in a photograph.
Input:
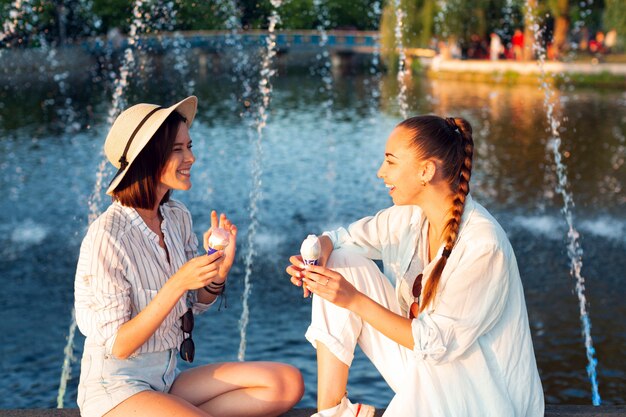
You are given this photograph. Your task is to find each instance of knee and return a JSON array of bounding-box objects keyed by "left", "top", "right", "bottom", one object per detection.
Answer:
[
  {"left": 275, "top": 364, "right": 304, "bottom": 406},
  {"left": 326, "top": 248, "right": 382, "bottom": 290},
  {"left": 327, "top": 248, "right": 373, "bottom": 270}
]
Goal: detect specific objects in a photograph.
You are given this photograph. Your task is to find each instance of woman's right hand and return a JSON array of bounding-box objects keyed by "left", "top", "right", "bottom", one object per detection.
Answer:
[
  {"left": 172, "top": 250, "right": 224, "bottom": 292},
  {"left": 286, "top": 235, "right": 335, "bottom": 298},
  {"left": 286, "top": 255, "right": 311, "bottom": 298}
]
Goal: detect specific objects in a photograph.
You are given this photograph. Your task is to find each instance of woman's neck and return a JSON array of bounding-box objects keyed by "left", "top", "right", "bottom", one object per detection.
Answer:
[
  {"left": 136, "top": 206, "right": 160, "bottom": 222},
  {"left": 419, "top": 189, "right": 455, "bottom": 243}
]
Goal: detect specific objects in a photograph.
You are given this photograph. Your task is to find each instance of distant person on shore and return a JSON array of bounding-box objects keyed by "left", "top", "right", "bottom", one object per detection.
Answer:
[
  {"left": 490, "top": 32, "right": 504, "bottom": 61},
  {"left": 467, "top": 33, "right": 488, "bottom": 59},
  {"left": 604, "top": 29, "right": 617, "bottom": 53},
  {"left": 512, "top": 28, "right": 525, "bottom": 60},
  {"left": 74, "top": 96, "right": 303, "bottom": 417},
  {"left": 589, "top": 31, "right": 605, "bottom": 54},
  {"left": 287, "top": 116, "right": 544, "bottom": 417}
]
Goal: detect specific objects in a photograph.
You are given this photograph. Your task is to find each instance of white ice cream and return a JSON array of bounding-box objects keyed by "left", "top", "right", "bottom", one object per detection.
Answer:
[
  {"left": 300, "top": 234, "right": 321, "bottom": 265},
  {"left": 208, "top": 227, "right": 230, "bottom": 253}
]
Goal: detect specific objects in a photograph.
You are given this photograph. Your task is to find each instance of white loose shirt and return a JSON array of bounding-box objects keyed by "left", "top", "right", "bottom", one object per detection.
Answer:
[
  {"left": 323, "top": 195, "right": 544, "bottom": 417},
  {"left": 75, "top": 199, "right": 212, "bottom": 355}
]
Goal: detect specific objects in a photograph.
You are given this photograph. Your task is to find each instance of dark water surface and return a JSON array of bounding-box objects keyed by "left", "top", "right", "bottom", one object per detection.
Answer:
[{"left": 0, "top": 53, "right": 624, "bottom": 409}]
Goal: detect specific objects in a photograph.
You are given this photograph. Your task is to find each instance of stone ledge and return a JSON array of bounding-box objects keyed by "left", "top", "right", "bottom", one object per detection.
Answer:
[{"left": 0, "top": 405, "right": 625, "bottom": 417}]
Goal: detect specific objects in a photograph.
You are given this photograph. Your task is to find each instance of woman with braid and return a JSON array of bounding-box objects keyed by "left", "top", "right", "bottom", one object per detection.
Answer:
[{"left": 286, "top": 116, "right": 544, "bottom": 417}]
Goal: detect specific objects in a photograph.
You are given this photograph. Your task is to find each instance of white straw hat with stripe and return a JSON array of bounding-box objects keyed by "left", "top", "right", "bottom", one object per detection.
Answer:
[{"left": 104, "top": 96, "right": 198, "bottom": 195}]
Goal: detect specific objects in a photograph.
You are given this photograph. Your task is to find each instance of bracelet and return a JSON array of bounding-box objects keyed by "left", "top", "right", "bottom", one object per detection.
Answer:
[
  {"left": 203, "top": 285, "right": 223, "bottom": 295},
  {"left": 203, "top": 283, "right": 228, "bottom": 311},
  {"left": 208, "top": 280, "right": 225, "bottom": 288}
]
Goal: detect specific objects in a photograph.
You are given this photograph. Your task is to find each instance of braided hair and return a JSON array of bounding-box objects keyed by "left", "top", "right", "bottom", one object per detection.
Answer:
[{"left": 397, "top": 115, "right": 474, "bottom": 312}]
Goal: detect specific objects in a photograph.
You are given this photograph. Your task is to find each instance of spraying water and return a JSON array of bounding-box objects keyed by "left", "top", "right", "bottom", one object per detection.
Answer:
[
  {"left": 313, "top": 0, "right": 337, "bottom": 223},
  {"left": 56, "top": 310, "right": 77, "bottom": 408},
  {"left": 524, "top": 1, "right": 601, "bottom": 405},
  {"left": 165, "top": 16, "right": 194, "bottom": 97},
  {"left": 108, "top": 0, "right": 148, "bottom": 123},
  {"left": 393, "top": 0, "right": 409, "bottom": 118},
  {"left": 56, "top": 0, "right": 150, "bottom": 407},
  {"left": 366, "top": 0, "right": 383, "bottom": 117},
  {"left": 238, "top": 0, "right": 282, "bottom": 362}
]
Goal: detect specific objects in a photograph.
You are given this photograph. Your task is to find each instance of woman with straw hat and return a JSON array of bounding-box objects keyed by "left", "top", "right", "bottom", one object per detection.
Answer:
[{"left": 75, "top": 96, "right": 304, "bottom": 417}]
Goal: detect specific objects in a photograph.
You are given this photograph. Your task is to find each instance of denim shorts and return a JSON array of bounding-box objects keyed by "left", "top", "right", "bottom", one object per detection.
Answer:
[{"left": 77, "top": 345, "right": 180, "bottom": 417}]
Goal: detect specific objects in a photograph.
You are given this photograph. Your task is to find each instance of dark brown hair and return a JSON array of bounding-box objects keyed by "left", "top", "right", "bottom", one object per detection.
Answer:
[
  {"left": 398, "top": 115, "right": 474, "bottom": 312},
  {"left": 112, "top": 111, "right": 187, "bottom": 209}
]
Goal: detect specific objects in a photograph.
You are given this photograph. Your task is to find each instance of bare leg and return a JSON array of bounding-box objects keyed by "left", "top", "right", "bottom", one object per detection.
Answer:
[
  {"left": 104, "top": 390, "right": 211, "bottom": 417},
  {"left": 316, "top": 342, "right": 349, "bottom": 411},
  {"left": 170, "top": 361, "right": 304, "bottom": 417}
]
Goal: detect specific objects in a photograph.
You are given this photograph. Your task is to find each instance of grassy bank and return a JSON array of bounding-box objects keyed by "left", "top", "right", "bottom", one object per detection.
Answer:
[{"left": 424, "top": 67, "right": 626, "bottom": 88}]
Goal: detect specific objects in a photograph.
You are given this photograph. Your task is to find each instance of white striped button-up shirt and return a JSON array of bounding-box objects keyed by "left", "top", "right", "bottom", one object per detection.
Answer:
[{"left": 75, "top": 199, "right": 211, "bottom": 355}]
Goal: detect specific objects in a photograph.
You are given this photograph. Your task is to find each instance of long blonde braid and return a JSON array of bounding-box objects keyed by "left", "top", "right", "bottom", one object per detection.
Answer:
[{"left": 397, "top": 115, "right": 474, "bottom": 312}]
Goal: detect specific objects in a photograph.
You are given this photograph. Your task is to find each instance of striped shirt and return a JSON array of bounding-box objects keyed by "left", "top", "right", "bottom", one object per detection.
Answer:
[{"left": 74, "top": 199, "right": 211, "bottom": 355}]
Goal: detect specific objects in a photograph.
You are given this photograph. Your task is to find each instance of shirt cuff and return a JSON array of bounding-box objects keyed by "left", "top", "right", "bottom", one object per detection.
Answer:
[
  {"left": 322, "top": 228, "right": 344, "bottom": 248},
  {"left": 191, "top": 290, "right": 217, "bottom": 314},
  {"left": 411, "top": 313, "right": 451, "bottom": 363}
]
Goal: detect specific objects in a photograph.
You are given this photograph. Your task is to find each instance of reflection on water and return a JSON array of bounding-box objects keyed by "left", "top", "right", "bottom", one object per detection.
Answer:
[{"left": 0, "top": 55, "right": 624, "bottom": 408}]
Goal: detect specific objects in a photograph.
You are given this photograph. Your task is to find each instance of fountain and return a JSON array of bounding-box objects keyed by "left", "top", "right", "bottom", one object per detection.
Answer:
[
  {"left": 56, "top": 0, "right": 161, "bottom": 407},
  {"left": 238, "top": 0, "right": 283, "bottom": 362},
  {"left": 366, "top": 0, "right": 383, "bottom": 116},
  {"left": 523, "top": 0, "right": 601, "bottom": 406},
  {"left": 312, "top": 0, "right": 338, "bottom": 223},
  {"left": 393, "top": 0, "right": 409, "bottom": 118}
]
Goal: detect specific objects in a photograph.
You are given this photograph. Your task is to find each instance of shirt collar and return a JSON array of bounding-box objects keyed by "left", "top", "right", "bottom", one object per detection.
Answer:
[
  {"left": 423, "top": 193, "right": 478, "bottom": 261},
  {"left": 115, "top": 201, "right": 170, "bottom": 240},
  {"left": 457, "top": 193, "right": 476, "bottom": 240}
]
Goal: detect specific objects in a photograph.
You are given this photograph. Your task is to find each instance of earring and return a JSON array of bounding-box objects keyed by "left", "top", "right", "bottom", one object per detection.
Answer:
[{"left": 421, "top": 180, "right": 427, "bottom": 187}]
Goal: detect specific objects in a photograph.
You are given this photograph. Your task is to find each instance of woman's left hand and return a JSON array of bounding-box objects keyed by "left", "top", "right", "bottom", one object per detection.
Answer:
[
  {"left": 203, "top": 210, "right": 237, "bottom": 282},
  {"left": 301, "top": 264, "right": 359, "bottom": 310}
]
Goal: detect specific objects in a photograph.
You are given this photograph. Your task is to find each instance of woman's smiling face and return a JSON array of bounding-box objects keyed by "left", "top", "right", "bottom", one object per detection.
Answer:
[
  {"left": 159, "top": 122, "right": 195, "bottom": 193},
  {"left": 377, "top": 126, "right": 425, "bottom": 206}
]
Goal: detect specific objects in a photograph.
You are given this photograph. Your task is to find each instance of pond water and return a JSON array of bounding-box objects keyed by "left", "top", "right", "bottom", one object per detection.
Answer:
[{"left": 0, "top": 52, "right": 625, "bottom": 409}]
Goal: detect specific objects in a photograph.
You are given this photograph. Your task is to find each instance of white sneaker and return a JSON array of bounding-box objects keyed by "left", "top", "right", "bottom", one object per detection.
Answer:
[{"left": 311, "top": 395, "right": 375, "bottom": 417}]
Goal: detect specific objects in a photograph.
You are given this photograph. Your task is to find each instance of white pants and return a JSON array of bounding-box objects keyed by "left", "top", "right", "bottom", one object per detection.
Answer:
[{"left": 305, "top": 249, "right": 412, "bottom": 394}]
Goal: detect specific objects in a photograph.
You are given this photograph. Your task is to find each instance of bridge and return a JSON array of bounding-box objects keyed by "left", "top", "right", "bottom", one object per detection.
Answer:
[{"left": 81, "top": 29, "right": 436, "bottom": 59}]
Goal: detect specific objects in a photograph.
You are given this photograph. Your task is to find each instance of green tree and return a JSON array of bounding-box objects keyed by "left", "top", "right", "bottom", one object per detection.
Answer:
[
  {"left": 1, "top": 0, "right": 56, "bottom": 46},
  {"left": 91, "top": 0, "right": 131, "bottom": 34},
  {"left": 380, "top": 0, "right": 436, "bottom": 68},
  {"left": 603, "top": 0, "right": 625, "bottom": 50},
  {"left": 277, "top": 0, "right": 316, "bottom": 30},
  {"left": 173, "top": 1, "right": 230, "bottom": 31},
  {"left": 325, "top": 0, "right": 380, "bottom": 30}
]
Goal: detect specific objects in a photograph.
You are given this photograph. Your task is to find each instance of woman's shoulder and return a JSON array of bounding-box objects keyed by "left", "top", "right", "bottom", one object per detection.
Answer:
[
  {"left": 87, "top": 202, "right": 133, "bottom": 236},
  {"left": 161, "top": 198, "right": 192, "bottom": 219},
  {"left": 459, "top": 198, "right": 511, "bottom": 252},
  {"left": 81, "top": 203, "right": 135, "bottom": 252}
]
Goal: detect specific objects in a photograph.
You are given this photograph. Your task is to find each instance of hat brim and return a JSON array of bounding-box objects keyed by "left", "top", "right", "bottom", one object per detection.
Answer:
[{"left": 105, "top": 96, "right": 198, "bottom": 196}]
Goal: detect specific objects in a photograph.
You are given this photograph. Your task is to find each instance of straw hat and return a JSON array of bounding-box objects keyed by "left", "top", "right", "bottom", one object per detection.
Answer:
[{"left": 104, "top": 96, "right": 198, "bottom": 195}]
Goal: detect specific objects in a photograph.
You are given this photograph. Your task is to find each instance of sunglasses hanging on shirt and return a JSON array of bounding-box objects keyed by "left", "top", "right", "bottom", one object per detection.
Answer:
[{"left": 179, "top": 308, "right": 195, "bottom": 363}]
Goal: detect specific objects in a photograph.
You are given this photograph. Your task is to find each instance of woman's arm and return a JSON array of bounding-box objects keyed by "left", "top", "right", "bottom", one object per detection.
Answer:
[
  {"left": 301, "top": 242, "right": 510, "bottom": 361},
  {"left": 301, "top": 263, "right": 414, "bottom": 349},
  {"left": 352, "top": 292, "right": 415, "bottom": 349},
  {"left": 112, "top": 250, "right": 224, "bottom": 359}
]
